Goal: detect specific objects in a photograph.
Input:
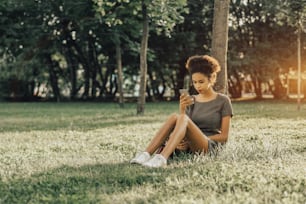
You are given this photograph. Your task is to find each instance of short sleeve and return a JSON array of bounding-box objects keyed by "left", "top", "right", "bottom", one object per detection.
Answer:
[{"left": 222, "top": 96, "right": 233, "bottom": 117}]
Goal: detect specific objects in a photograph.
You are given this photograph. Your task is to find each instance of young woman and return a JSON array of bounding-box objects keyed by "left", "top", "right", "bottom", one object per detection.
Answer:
[{"left": 130, "top": 55, "right": 233, "bottom": 167}]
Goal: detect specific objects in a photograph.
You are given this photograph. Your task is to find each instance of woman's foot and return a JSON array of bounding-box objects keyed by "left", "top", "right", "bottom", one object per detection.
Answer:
[
  {"left": 130, "top": 152, "right": 151, "bottom": 164},
  {"left": 142, "top": 154, "right": 167, "bottom": 168}
]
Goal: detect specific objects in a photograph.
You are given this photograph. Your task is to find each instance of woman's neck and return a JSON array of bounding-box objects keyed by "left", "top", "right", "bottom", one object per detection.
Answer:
[{"left": 197, "top": 88, "right": 217, "bottom": 102}]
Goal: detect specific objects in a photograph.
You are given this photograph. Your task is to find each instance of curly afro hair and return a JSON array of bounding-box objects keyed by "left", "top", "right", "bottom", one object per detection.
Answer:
[{"left": 185, "top": 55, "right": 221, "bottom": 79}]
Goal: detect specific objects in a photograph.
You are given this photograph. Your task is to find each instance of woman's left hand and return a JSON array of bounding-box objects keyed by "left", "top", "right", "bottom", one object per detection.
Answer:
[{"left": 176, "top": 138, "right": 189, "bottom": 151}]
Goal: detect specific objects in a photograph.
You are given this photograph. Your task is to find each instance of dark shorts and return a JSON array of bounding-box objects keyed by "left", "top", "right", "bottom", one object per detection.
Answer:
[
  {"left": 208, "top": 139, "right": 221, "bottom": 156},
  {"left": 208, "top": 139, "right": 218, "bottom": 151},
  {"left": 157, "top": 139, "right": 221, "bottom": 158}
]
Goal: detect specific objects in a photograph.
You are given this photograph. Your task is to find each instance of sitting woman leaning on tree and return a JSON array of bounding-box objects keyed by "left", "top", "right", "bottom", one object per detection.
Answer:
[{"left": 130, "top": 55, "right": 233, "bottom": 168}]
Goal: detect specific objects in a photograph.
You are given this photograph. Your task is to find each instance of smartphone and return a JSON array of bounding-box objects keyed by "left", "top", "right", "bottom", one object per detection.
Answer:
[
  {"left": 179, "top": 89, "right": 189, "bottom": 95},
  {"left": 179, "top": 88, "right": 194, "bottom": 105}
]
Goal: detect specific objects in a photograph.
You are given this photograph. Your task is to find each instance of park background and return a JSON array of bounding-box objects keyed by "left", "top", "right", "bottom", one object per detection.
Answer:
[
  {"left": 1, "top": 0, "right": 306, "bottom": 105},
  {"left": 0, "top": 0, "right": 305, "bottom": 203}
]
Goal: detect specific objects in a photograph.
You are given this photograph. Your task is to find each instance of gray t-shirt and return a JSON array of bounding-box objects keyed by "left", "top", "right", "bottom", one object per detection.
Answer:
[{"left": 186, "top": 93, "right": 233, "bottom": 136}]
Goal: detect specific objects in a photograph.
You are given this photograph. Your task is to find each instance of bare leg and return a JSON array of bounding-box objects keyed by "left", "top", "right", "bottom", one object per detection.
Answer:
[
  {"left": 185, "top": 116, "right": 210, "bottom": 153},
  {"left": 159, "top": 114, "right": 188, "bottom": 158},
  {"left": 160, "top": 114, "right": 210, "bottom": 159},
  {"left": 145, "top": 113, "right": 178, "bottom": 154}
]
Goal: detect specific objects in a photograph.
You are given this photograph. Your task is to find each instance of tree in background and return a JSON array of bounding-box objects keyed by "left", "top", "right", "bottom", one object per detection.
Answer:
[
  {"left": 228, "top": 0, "right": 306, "bottom": 99},
  {"left": 211, "top": 0, "right": 230, "bottom": 94},
  {"left": 0, "top": 1, "right": 45, "bottom": 100},
  {"left": 1, "top": 0, "right": 305, "bottom": 101},
  {"left": 93, "top": 0, "right": 140, "bottom": 107},
  {"left": 136, "top": 0, "right": 188, "bottom": 115},
  {"left": 148, "top": 0, "right": 215, "bottom": 100},
  {"left": 94, "top": 0, "right": 188, "bottom": 114}
]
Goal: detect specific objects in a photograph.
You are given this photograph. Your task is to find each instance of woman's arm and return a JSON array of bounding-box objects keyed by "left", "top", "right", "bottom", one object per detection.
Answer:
[{"left": 208, "top": 116, "right": 231, "bottom": 143}]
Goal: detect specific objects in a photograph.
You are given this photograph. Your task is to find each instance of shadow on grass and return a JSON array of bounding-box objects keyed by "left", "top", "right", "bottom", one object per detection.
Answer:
[
  {"left": 0, "top": 162, "right": 174, "bottom": 203},
  {"left": 0, "top": 115, "right": 166, "bottom": 133}
]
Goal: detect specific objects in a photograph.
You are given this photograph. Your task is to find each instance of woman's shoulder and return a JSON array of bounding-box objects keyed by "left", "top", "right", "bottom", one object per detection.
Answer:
[
  {"left": 217, "top": 93, "right": 234, "bottom": 116},
  {"left": 216, "top": 93, "right": 232, "bottom": 102},
  {"left": 217, "top": 93, "right": 231, "bottom": 103}
]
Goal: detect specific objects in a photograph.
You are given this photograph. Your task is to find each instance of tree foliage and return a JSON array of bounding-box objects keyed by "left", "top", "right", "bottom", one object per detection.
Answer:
[
  {"left": 228, "top": 0, "right": 306, "bottom": 98},
  {"left": 0, "top": 0, "right": 305, "bottom": 101}
]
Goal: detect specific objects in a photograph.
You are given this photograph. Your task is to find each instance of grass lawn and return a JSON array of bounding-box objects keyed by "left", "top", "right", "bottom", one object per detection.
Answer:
[{"left": 0, "top": 100, "right": 305, "bottom": 204}]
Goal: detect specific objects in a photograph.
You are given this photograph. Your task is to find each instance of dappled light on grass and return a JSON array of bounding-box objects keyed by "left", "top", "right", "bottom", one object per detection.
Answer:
[{"left": 0, "top": 101, "right": 305, "bottom": 203}]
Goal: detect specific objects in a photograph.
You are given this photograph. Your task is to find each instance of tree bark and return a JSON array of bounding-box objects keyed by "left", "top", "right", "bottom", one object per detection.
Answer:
[
  {"left": 46, "top": 54, "right": 61, "bottom": 102},
  {"left": 115, "top": 34, "right": 124, "bottom": 108},
  {"left": 137, "top": 0, "right": 149, "bottom": 115},
  {"left": 251, "top": 72, "right": 262, "bottom": 99},
  {"left": 88, "top": 34, "right": 102, "bottom": 99},
  {"left": 63, "top": 46, "right": 77, "bottom": 99},
  {"left": 228, "top": 70, "right": 242, "bottom": 99},
  {"left": 211, "top": 0, "right": 230, "bottom": 94}
]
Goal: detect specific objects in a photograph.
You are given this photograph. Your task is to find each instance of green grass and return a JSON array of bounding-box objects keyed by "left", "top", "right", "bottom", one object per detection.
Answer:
[{"left": 0, "top": 101, "right": 305, "bottom": 203}]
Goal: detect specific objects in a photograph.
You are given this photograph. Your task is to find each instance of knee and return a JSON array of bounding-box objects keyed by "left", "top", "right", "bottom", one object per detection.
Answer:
[
  {"left": 177, "top": 113, "right": 189, "bottom": 123},
  {"left": 169, "top": 113, "right": 179, "bottom": 121}
]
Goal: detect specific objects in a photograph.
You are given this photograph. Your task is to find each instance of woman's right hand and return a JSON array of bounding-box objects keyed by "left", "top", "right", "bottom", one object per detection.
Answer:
[{"left": 179, "top": 93, "right": 194, "bottom": 114}]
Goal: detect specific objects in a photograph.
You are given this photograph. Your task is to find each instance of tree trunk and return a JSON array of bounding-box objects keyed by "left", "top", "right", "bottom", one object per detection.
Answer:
[
  {"left": 69, "top": 57, "right": 77, "bottom": 99},
  {"left": 46, "top": 54, "right": 61, "bottom": 102},
  {"left": 251, "top": 72, "right": 262, "bottom": 99},
  {"left": 232, "top": 70, "right": 242, "bottom": 98},
  {"left": 211, "top": 0, "right": 230, "bottom": 94},
  {"left": 228, "top": 73, "right": 242, "bottom": 99},
  {"left": 71, "top": 41, "right": 91, "bottom": 99},
  {"left": 88, "top": 34, "right": 102, "bottom": 99},
  {"left": 137, "top": 0, "right": 149, "bottom": 115},
  {"left": 63, "top": 47, "right": 77, "bottom": 99},
  {"left": 83, "top": 60, "right": 91, "bottom": 99},
  {"left": 115, "top": 34, "right": 124, "bottom": 108},
  {"left": 100, "top": 66, "right": 113, "bottom": 98},
  {"left": 158, "top": 71, "right": 167, "bottom": 100}
]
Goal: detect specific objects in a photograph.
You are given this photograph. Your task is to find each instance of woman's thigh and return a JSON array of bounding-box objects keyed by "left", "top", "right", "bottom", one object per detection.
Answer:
[{"left": 185, "top": 116, "right": 210, "bottom": 153}]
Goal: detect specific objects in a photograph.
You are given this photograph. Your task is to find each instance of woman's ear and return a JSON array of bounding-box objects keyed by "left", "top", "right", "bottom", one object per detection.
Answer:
[{"left": 210, "top": 73, "right": 217, "bottom": 84}]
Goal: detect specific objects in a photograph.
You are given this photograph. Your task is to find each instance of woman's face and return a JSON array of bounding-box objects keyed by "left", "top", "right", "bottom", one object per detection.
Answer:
[{"left": 191, "top": 72, "right": 212, "bottom": 94}]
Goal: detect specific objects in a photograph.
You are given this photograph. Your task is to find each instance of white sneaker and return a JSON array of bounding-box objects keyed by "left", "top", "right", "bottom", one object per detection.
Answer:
[
  {"left": 130, "top": 152, "right": 151, "bottom": 165},
  {"left": 143, "top": 154, "right": 167, "bottom": 168}
]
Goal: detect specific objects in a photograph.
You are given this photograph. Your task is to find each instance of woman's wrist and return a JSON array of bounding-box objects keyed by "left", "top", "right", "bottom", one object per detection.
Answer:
[{"left": 179, "top": 106, "right": 186, "bottom": 114}]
